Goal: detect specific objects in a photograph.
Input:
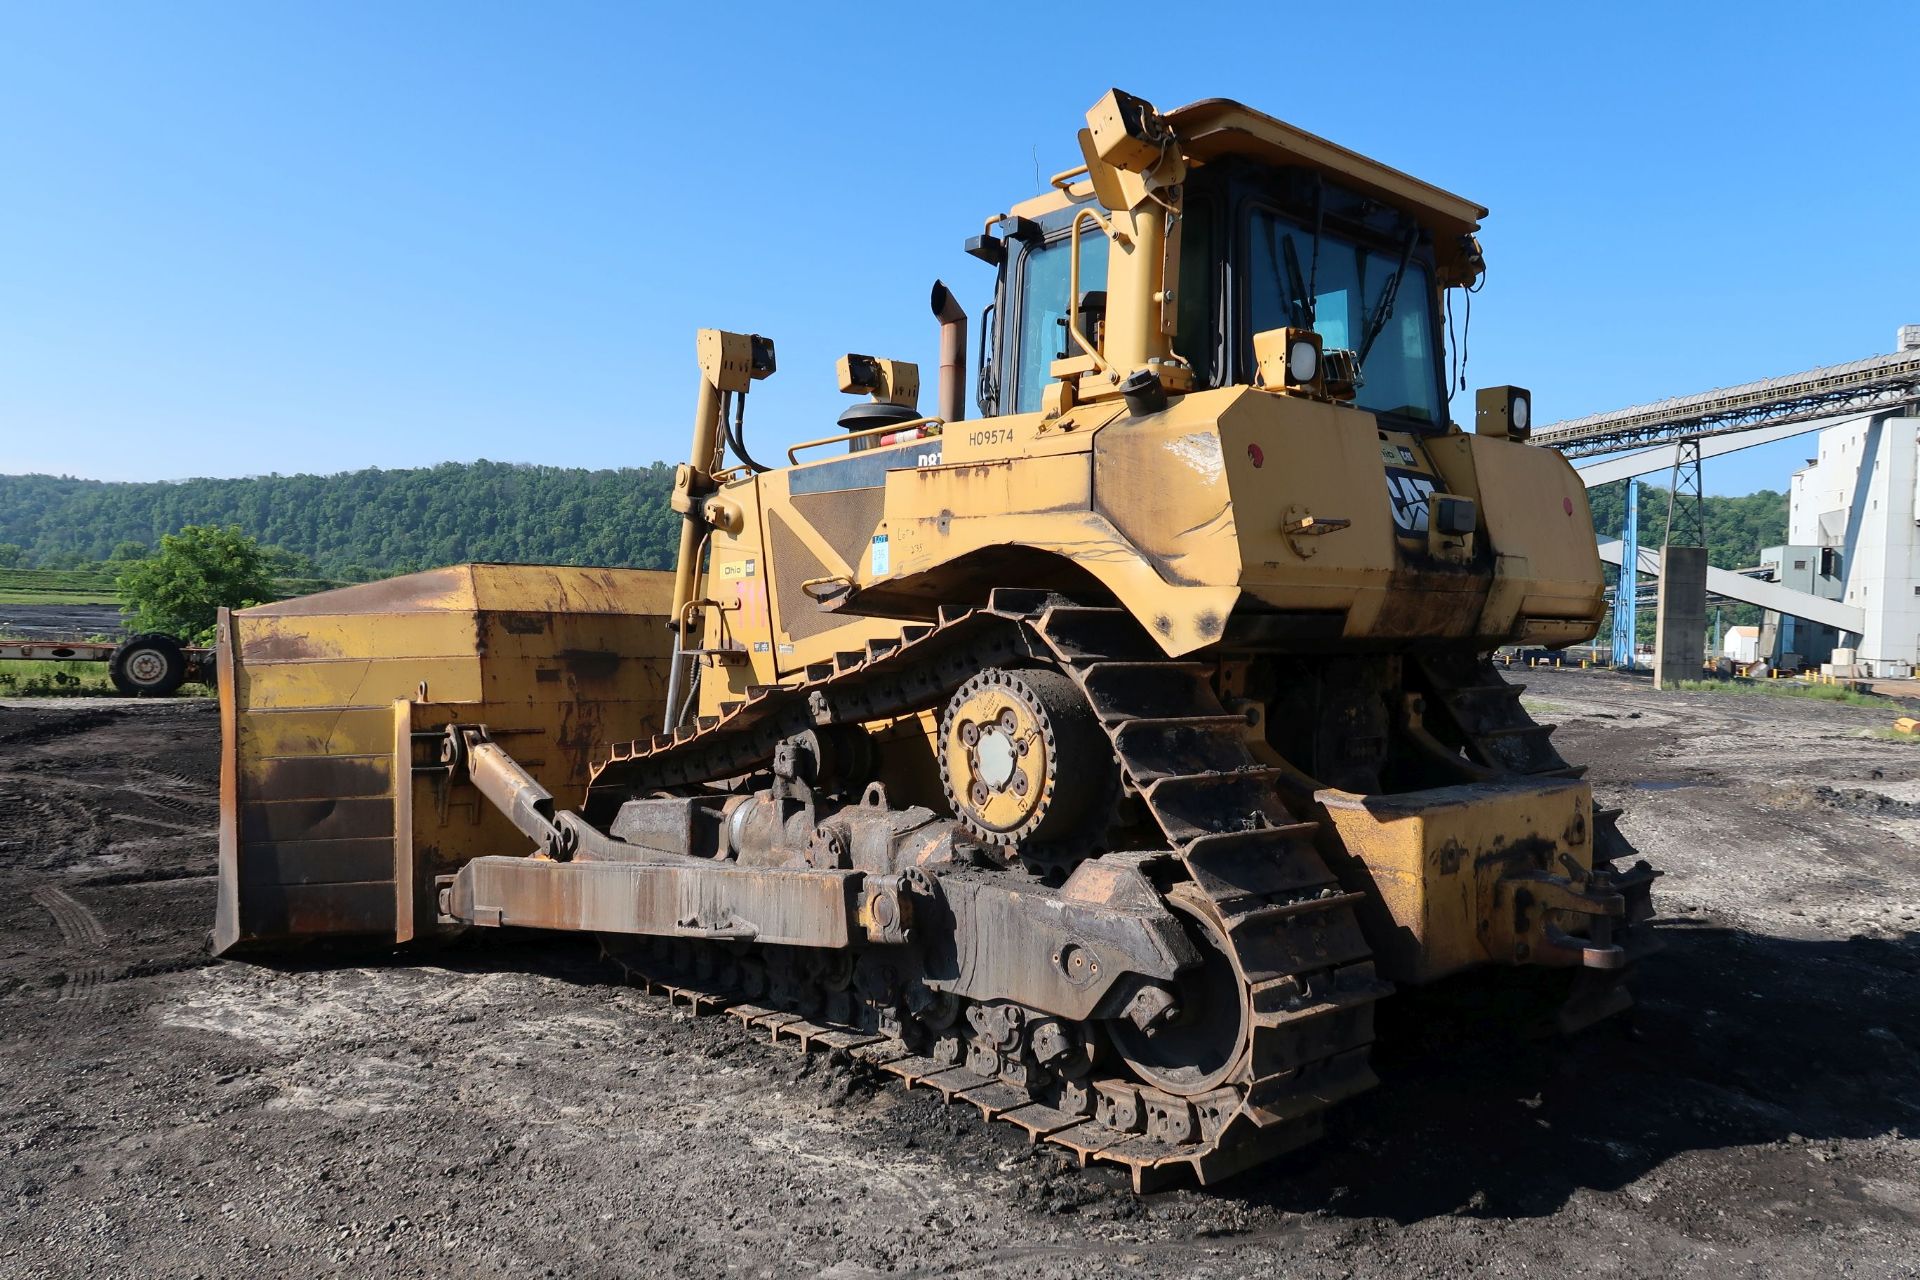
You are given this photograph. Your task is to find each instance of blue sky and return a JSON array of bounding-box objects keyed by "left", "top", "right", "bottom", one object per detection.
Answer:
[{"left": 1, "top": 2, "right": 1914, "bottom": 494}]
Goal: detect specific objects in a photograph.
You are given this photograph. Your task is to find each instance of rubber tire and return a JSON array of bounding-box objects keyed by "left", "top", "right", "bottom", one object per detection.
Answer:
[{"left": 109, "top": 633, "right": 188, "bottom": 697}]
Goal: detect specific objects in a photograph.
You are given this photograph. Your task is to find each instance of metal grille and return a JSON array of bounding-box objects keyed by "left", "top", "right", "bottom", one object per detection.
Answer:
[
  {"left": 766, "top": 509, "right": 844, "bottom": 643},
  {"left": 789, "top": 487, "right": 886, "bottom": 573}
]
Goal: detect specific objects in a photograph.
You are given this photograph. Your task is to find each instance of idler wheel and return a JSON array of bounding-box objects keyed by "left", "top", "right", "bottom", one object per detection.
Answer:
[
  {"left": 1106, "top": 884, "right": 1250, "bottom": 1096},
  {"left": 937, "top": 667, "right": 1111, "bottom": 859}
]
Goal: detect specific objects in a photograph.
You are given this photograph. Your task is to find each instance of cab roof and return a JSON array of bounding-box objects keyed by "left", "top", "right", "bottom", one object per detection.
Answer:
[
  {"left": 1008, "top": 97, "right": 1486, "bottom": 280},
  {"left": 1167, "top": 98, "right": 1485, "bottom": 238}
]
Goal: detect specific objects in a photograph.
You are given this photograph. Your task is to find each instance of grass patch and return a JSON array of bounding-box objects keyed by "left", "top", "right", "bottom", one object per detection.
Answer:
[
  {"left": 1669, "top": 678, "right": 1907, "bottom": 711},
  {"left": 0, "top": 590, "right": 124, "bottom": 605},
  {"left": 1520, "top": 698, "right": 1566, "bottom": 715},
  {"left": 1864, "top": 728, "right": 1920, "bottom": 744},
  {"left": 0, "top": 659, "right": 212, "bottom": 699},
  {"left": 0, "top": 660, "right": 120, "bottom": 697}
]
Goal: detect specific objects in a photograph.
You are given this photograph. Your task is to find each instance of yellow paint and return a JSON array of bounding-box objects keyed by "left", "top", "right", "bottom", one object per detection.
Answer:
[{"left": 1318, "top": 778, "right": 1595, "bottom": 984}]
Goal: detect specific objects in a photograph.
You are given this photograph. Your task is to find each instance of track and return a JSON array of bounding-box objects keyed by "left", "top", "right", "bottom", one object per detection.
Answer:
[
  {"left": 594, "top": 591, "right": 1389, "bottom": 1189},
  {"left": 583, "top": 596, "right": 1660, "bottom": 1187},
  {"left": 31, "top": 882, "right": 112, "bottom": 1022}
]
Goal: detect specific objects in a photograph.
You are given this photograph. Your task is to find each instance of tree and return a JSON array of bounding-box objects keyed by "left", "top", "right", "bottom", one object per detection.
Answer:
[
  {"left": 259, "top": 543, "right": 317, "bottom": 578},
  {"left": 0, "top": 543, "right": 23, "bottom": 568},
  {"left": 116, "top": 524, "right": 276, "bottom": 645},
  {"left": 107, "top": 539, "right": 149, "bottom": 562}
]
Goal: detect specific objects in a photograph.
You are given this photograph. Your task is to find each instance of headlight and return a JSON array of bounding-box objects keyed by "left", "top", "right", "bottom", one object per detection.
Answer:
[
  {"left": 1474, "top": 385, "right": 1533, "bottom": 441},
  {"left": 1288, "top": 338, "right": 1320, "bottom": 384},
  {"left": 1252, "top": 326, "right": 1324, "bottom": 393}
]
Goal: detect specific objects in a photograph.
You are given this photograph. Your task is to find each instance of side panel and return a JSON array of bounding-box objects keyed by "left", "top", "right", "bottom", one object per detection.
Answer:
[
  {"left": 754, "top": 437, "right": 942, "bottom": 682},
  {"left": 1317, "top": 779, "right": 1593, "bottom": 984},
  {"left": 781, "top": 387, "right": 1603, "bottom": 656},
  {"left": 1461, "top": 434, "right": 1607, "bottom": 644}
]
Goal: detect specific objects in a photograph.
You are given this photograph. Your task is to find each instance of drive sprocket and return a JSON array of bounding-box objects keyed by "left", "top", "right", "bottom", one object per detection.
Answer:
[{"left": 937, "top": 667, "right": 1114, "bottom": 873}]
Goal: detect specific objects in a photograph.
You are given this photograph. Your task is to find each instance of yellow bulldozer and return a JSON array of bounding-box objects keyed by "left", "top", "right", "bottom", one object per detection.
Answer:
[{"left": 212, "top": 90, "right": 1657, "bottom": 1190}]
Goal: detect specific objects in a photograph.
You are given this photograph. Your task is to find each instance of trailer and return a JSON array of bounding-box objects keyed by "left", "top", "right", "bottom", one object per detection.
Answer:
[{"left": 0, "top": 632, "right": 211, "bottom": 696}]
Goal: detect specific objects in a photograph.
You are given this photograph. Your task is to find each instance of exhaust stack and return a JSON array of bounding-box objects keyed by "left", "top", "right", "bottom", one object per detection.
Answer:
[{"left": 930, "top": 280, "right": 968, "bottom": 423}]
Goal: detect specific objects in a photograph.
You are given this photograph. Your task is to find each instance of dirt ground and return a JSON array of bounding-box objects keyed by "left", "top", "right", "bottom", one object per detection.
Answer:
[{"left": 2, "top": 670, "right": 1917, "bottom": 1278}]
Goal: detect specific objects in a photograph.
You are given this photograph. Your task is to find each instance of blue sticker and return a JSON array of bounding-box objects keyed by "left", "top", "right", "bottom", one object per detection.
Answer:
[{"left": 871, "top": 534, "right": 890, "bottom": 576}]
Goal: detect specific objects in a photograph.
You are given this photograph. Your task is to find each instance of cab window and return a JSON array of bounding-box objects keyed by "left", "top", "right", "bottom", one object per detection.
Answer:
[
  {"left": 1012, "top": 228, "right": 1109, "bottom": 414},
  {"left": 1245, "top": 207, "right": 1443, "bottom": 426},
  {"left": 1173, "top": 198, "right": 1217, "bottom": 387}
]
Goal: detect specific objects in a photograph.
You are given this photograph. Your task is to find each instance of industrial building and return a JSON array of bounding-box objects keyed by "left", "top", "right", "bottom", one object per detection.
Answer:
[
  {"left": 1538, "top": 327, "right": 1920, "bottom": 682},
  {"left": 1778, "top": 413, "right": 1920, "bottom": 675},
  {"left": 1754, "top": 544, "right": 1844, "bottom": 670}
]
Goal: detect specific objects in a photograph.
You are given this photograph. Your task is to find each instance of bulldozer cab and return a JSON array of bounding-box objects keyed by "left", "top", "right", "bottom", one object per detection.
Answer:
[{"left": 980, "top": 100, "right": 1484, "bottom": 430}]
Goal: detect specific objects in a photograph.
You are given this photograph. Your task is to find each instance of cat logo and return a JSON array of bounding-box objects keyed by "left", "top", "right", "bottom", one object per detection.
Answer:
[{"left": 1385, "top": 468, "right": 1436, "bottom": 536}]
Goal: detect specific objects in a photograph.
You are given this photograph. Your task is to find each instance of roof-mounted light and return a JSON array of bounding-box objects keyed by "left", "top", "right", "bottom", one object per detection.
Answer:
[{"left": 1475, "top": 385, "right": 1532, "bottom": 441}]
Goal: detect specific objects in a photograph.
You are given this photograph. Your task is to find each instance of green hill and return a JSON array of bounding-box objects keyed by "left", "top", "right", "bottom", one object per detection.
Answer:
[{"left": 0, "top": 461, "right": 682, "bottom": 579}]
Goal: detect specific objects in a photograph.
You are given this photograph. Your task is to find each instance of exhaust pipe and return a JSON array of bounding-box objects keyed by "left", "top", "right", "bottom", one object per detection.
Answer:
[{"left": 930, "top": 280, "right": 967, "bottom": 423}]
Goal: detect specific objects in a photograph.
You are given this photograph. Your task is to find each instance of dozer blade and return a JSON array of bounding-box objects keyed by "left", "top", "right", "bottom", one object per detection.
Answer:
[{"left": 213, "top": 563, "right": 677, "bottom": 955}]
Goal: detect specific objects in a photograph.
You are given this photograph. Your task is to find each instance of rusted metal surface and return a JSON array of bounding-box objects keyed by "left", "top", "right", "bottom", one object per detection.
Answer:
[
  {"left": 1, "top": 641, "right": 121, "bottom": 662},
  {"left": 931, "top": 279, "right": 967, "bottom": 424},
  {"left": 447, "top": 855, "right": 867, "bottom": 947},
  {"left": 462, "top": 736, "right": 566, "bottom": 855},
  {"left": 0, "top": 639, "right": 209, "bottom": 663}
]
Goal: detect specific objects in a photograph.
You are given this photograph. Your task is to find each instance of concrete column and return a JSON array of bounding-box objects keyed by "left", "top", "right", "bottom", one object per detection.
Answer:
[{"left": 1654, "top": 545, "right": 1708, "bottom": 689}]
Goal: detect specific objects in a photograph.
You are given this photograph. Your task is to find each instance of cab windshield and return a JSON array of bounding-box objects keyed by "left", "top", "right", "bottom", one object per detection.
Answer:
[{"left": 1246, "top": 208, "right": 1443, "bottom": 426}]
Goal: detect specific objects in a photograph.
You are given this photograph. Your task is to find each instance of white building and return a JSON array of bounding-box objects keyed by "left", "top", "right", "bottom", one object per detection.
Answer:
[
  {"left": 1723, "top": 625, "right": 1760, "bottom": 663},
  {"left": 1787, "top": 412, "right": 1920, "bottom": 676}
]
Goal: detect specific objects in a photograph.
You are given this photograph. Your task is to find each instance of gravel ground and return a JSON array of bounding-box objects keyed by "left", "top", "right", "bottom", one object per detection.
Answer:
[{"left": 2, "top": 671, "right": 1917, "bottom": 1277}]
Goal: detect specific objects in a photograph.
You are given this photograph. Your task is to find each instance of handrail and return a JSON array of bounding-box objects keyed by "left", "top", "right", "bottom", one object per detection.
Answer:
[
  {"left": 1066, "top": 207, "right": 1112, "bottom": 373},
  {"left": 1050, "top": 164, "right": 1089, "bottom": 191},
  {"left": 787, "top": 417, "right": 943, "bottom": 465},
  {"left": 679, "top": 596, "right": 735, "bottom": 629}
]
